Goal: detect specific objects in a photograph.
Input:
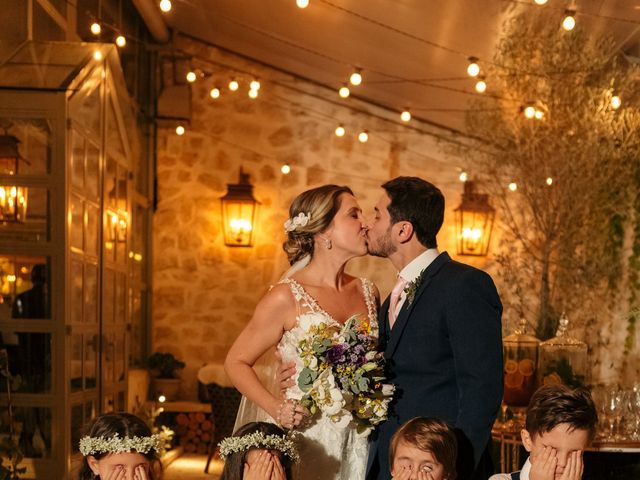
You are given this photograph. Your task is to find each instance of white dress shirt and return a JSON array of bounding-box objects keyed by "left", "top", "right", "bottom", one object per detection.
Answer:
[
  {"left": 390, "top": 248, "right": 439, "bottom": 319},
  {"left": 488, "top": 457, "right": 531, "bottom": 480}
]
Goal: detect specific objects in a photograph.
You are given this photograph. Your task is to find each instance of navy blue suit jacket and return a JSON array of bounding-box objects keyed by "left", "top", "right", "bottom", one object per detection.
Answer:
[{"left": 366, "top": 252, "right": 503, "bottom": 480}]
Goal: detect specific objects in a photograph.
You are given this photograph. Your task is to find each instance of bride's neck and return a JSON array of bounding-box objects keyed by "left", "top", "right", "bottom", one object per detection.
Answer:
[{"left": 297, "top": 254, "right": 349, "bottom": 289}]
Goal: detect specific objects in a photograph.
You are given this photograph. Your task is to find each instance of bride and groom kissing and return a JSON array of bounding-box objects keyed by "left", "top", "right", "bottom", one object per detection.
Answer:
[{"left": 225, "top": 176, "right": 503, "bottom": 480}]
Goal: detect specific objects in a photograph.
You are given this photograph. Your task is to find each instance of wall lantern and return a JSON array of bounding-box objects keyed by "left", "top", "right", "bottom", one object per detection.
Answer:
[
  {"left": 0, "top": 133, "right": 28, "bottom": 223},
  {"left": 220, "top": 168, "right": 260, "bottom": 247},
  {"left": 454, "top": 181, "right": 495, "bottom": 256}
]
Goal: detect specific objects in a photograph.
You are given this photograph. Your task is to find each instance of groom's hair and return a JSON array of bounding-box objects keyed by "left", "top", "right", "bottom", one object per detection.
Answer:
[{"left": 382, "top": 177, "right": 444, "bottom": 248}]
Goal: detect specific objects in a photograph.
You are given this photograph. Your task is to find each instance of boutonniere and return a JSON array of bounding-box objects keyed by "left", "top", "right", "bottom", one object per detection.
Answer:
[{"left": 403, "top": 269, "right": 426, "bottom": 305}]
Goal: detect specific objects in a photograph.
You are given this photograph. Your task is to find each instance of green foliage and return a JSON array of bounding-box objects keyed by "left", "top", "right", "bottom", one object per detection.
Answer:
[
  {"left": 464, "top": 11, "right": 640, "bottom": 340},
  {"left": 144, "top": 352, "right": 185, "bottom": 379}
]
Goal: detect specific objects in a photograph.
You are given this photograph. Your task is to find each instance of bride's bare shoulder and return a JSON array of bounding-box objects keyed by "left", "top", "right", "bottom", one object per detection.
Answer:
[{"left": 257, "top": 282, "right": 296, "bottom": 311}]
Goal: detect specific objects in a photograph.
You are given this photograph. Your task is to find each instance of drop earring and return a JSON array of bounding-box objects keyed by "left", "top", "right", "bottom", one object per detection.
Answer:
[{"left": 325, "top": 238, "right": 332, "bottom": 249}]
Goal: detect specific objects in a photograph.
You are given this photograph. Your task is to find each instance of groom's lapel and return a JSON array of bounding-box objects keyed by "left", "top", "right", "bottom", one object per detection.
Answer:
[{"left": 385, "top": 252, "right": 451, "bottom": 359}]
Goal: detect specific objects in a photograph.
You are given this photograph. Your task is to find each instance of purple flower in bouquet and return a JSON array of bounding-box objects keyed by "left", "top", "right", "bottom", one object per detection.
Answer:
[{"left": 326, "top": 343, "right": 348, "bottom": 365}]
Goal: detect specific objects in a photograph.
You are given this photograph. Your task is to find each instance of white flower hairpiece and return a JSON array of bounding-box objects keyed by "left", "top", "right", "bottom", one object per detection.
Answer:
[
  {"left": 79, "top": 433, "right": 163, "bottom": 456},
  {"left": 218, "top": 431, "right": 299, "bottom": 462},
  {"left": 284, "top": 212, "right": 311, "bottom": 233}
]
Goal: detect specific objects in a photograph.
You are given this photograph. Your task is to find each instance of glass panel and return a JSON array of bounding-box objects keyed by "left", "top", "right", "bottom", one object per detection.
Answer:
[
  {"left": 106, "top": 94, "right": 127, "bottom": 161},
  {"left": 85, "top": 201, "right": 98, "bottom": 256},
  {"left": 84, "top": 333, "right": 98, "bottom": 389},
  {"left": 105, "top": 157, "right": 117, "bottom": 210},
  {"left": 103, "top": 333, "right": 114, "bottom": 384},
  {"left": 70, "top": 334, "right": 83, "bottom": 392},
  {"left": 70, "top": 128, "right": 85, "bottom": 189},
  {"left": 70, "top": 194, "right": 83, "bottom": 251},
  {"left": 103, "top": 268, "right": 114, "bottom": 324},
  {"left": 0, "top": 256, "right": 49, "bottom": 321},
  {"left": 129, "top": 289, "right": 144, "bottom": 366},
  {"left": 0, "top": 117, "right": 52, "bottom": 175},
  {"left": 13, "top": 332, "right": 52, "bottom": 393},
  {"left": 115, "top": 272, "right": 126, "bottom": 323},
  {"left": 70, "top": 260, "right": 83, "bottom": 323},
  {"left": 131, "top": 204, "right": 145, "bottom": 284},
  {"left": 70, "top": 403, "right": 83, "bottom": 453},
  {"left": 68, "top": 66, "right": 102, "bottom": 138},
  {"left": 8, "top": 406, "right": 53, "bottom": 458},
  {"left": 115, "top": 332, "right": 125, "bottom": 382},
  {"left": 84, "top": 264, "right": 98, "bottom": 324},
  {"left": 86, "top": 140, "right": 99, "bottom": 199},
  {"left": 0, "top": 187, "right": 49, "bottom": 243}
]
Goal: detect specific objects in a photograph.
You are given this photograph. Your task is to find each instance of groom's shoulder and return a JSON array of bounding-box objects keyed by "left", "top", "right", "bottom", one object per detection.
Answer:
[{"left": 438, "top": 256, "right": 495, "bottom": 287}]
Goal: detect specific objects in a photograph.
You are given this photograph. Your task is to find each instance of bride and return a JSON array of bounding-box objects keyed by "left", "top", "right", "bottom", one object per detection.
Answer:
[{"left": 225, "top": 184, "right": 380, "bottom": 480}]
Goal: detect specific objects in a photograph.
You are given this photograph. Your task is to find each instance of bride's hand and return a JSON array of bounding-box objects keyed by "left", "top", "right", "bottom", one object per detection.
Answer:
[
  {"left": 276, "top": 359, "right": 297, "bottom": 396},
  {"left": 276, "top": 400, "right": 308, "bottom": 429}
]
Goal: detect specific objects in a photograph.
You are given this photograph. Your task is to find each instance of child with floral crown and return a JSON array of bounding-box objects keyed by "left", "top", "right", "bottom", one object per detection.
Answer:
[
  {"left": 219, "top": 422, "right": 298, "bottom": 480},
  {"left": 78, "top": 412, "right": 162, "bottom": 480}
]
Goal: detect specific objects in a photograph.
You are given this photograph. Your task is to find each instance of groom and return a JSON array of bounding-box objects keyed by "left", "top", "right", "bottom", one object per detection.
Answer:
[{"left": 365, "top": 176, "right": 503, "bottom": 480}]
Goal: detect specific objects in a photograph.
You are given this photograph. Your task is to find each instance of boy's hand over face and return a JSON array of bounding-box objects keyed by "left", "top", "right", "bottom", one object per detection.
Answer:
[
  {"left": 391, "top": 466, "right": 413, "bottom": 480},
  {"left": 530, "top": 446, "right": 558, "bottom": 480},
  {"left": 559, "top": 451, "right": 583, "bottom": 480}
]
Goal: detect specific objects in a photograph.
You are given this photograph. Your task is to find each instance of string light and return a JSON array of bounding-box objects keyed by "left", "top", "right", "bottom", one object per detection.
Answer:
[
  {"left": 335, "top": 125, "right": 346, "bottom": 137},
  {"left": 186, "top": 71, "right": 197, "bottom": 83},
  {"left": 400, "top": 110, "right": 411, "bottom": 122},
  {"left": 611, "top": 95, "right": 621, "bottom": 109},
  {"left": 90, "top": 22, "right": 101, "bottom": 35},
  {"left": 248, "top": 88, "right": 259, "bottom": 99},
  {"left": 115, "top": 35, "right": 126, "bottom": 47},
  {"left": 176, "top": 125, "right": 185, "bottom": 136},
  {"left": 281, "top": 164, "right": 291, "bottom": 174},
  {"left": 534, "top": 110, "right": 544, "bottom": 120},
  {"left": 358, "top": 130, "right": 369, "bottom": 143},
  {"left": 534, "top": 0, "right": 548, "bottom": 4},
  {"left": 210, "top": 87, "right": 221, "bottom": 99},
  {"left": 508, "top": 182, "right": 518, "bottom": 192},
  {"left": 250, "top": 79, "right": 261, "bottom": 91},
  {"left": 159, "top": 0, "right": 172, "bottom": 13},
  {"left": 562, "top": 9, "right": 576, "bottom": 31},
  {"left": 524, "top": 105, "right": 536, "bottom": 119},
  {"left": 546, "top": 177, "right": 553, "bottom": 185},
  {"left": 467, "top": 57, "right": 480, "bottom": 77},
  {"left": 459, "top": 172, "right": 468, "bottom": 182},
  {"left": 349, "top": 69, "right": 362, "bottom": 86},
  {"left": 229, "top": 79, "right": 239, "bottom": 91},
  {"left": 296, "top": 0, "right": 309, "bottom": 8},
  {"left": 475, "top": 77, "right": 487, "bottom": 93},
  {"left": 93, "top": 50, "right": 103, "bottom": 61},
  {"left": 338, "top": 85, "right": 350, "bottom": 98}
]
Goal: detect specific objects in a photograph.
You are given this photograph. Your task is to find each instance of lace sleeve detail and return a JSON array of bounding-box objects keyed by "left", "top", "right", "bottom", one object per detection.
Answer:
[
  {"left": 360, "top": 278, "right": 378, "bottom": 328},
  {"left": 280, "top": 278, "right": 320, "bottom": 314}
]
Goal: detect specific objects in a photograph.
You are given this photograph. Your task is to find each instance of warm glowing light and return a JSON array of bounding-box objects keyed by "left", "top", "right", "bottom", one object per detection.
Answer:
[
  {"left": 20, "top": 267, "right": 28, "bottom": 274},
  {"left": 462, "top": 227, "right": 482, "bottom": 242},
  {"left": 176, "top": 125, "right": 185, "bottom": 136},
  {"left": 159, "top": 0, "right": 172, "bottom": 13},
  {"left": 358, "top": 130, "right": 369, "bottom": 143},
  {"left": 90, "top": 22, "right": 101, "bottom": 35},
  {"left": 115, "top": 35, "right": 126, "bottom": 47},
  {"left": 508, "top": 182, "right": 518, "bottom": 192},
  {"left": 296, "top": 0, "right": 309, "bottom": 8},
  {"left": 249, "top": 80, "right": 261, "bottom": 91},
  {"left": 186, "top": 71, "right": 197, "bottom": 82},
  {"left": 467, "top": 57, "right": 480, "bottom": 77},
  {"left": 562, "top": 11, "right": 576, "bottom": 31},
  {"left": 546, "top": 177, "right": 553, "bottom": 185},
  {"left": 534, "top": 0, "right": 548, "bottom": 4},
  {"left": 210, "top": 87, "right": 220, "bottom": 99},
  {"left": 524, "top": 106, "right": 536, "bottom": 119},
  {"left": 459, "top": 172, "right": 468, "bottom": 182},
  {"left": 229, "top": 79, "right": 239, "bottom": 91},
  {"left": 158, "top": 395, "right": 166, "bottom": 403},
  {"left": 335, "top": 125, "right": 345, "bottom": 137},
  {"left": 281, "top": 164, "right": 291, "bottom": 174},
  {"left": 475, "top": 78, "right": 487, "bottom": 93},
  {"left": 400, "top": 110, "right": 411, "bottom": 122},
  {"left": 350, "top": 70, "right": 362, "bottom": 86},
  {"left": 339, "top": 86, "right": 350, "bottom": 98},
  {"left": 611, "top": 95, "right": 621, "bottom": 110},
  {"left": 93, "top": 50, "right": 103, "bottom": 61},
  {"left": 534, "top": 110, "right": 544, "bottom": 120},
  {"left": 230, "top": 218, "right": 253, "bottom": 233},
  {"left": 248, "top": 88, "right": 258, "bottom": 99},
  {"left": 134, "top": 253, "right": 143, "bottom": 262},
  {"left": 7, "top": 275, "right": 16, "bottom": 283}
]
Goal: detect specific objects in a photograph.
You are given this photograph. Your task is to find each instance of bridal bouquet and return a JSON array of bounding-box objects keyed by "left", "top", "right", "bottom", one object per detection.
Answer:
[{"left": 295, "top": 315, "right": 394, "bottom": 435}]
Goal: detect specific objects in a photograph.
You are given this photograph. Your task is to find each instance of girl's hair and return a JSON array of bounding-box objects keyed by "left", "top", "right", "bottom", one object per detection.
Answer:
[
  {"left": 219, "top": 422, "right": 293, "bottom": 480},
  {"left": 389, "top": 417, "right": 458, "bottom": 480},
  {"left": 283, "top": 185, "right": 354, "bottom": 265},
  {"left": 78, "top": 412, "right": 162, "bottom": 480}
]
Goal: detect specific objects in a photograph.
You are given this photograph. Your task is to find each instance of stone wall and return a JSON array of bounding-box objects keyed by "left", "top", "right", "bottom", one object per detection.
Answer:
[{"left": 152, "top": 36, "right": 493, "bottom": 399}]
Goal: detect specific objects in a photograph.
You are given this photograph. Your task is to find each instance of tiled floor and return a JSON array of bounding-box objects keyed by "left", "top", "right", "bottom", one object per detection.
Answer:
[{"left": 164, "top": 454, "right": 224, "bottom": 480}]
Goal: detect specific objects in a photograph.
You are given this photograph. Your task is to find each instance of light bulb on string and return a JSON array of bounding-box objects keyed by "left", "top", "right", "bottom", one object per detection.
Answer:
[
  {"left": 115, "top": 35, "right": 126, "bottom": 47},
  {"left": 562, "top": 10, "right": 576, "bottom": 31},
  {"left": 90, "top": 22, "right": 101, "bottom": 35},
  {"left": 249, "top": 79, "right": 261, "bottom": 91},
  {"left": 296, "top": 0, "right": 309, "bottom": 8},
  {"left": 210, "top": 87, "right": 221, "bottom": 99},
  {"left": 176, "top": 125, "right": 185, "bottom": 136},
  {"left": 338, "top": 85, "right": 350, "bottom": 98},
  {"left": 186, "top": 71, "right": 197, "bottom": 83},
  {"left": 358, "top": 130, "right": 369, "bottom": 143},
  {"left": 400, "top": 110, "right": 411, "bottom": 122},
  {"left": 229, "top": 79, "right": 239, "bottom": 91},
  {"left": 349, "top": 69, "right": 362, "bottom": 86},
  {"left": 467, "top": 57, "right": 480, "bottom": 77},
  {"left": 546, "top": 177, "right": 553, "bottom": 186},
  {"left": 248, "top": 88, "right": 259, "bottom": 99},
  {"left": 523, "top": 105, "right": 536, "bottom": 119},
  {"left": 159, "top": 0, "right": 172, "bottom": 12},
  {"left": 459, "top": 172, "right": 468, "bottom": 182},
  {"left": 534, "top": 0, "right": 548, "bottom": 4},
  {"left": 281, "top": 164, "right": 291, "bottom": 174},
  {"left": 335, "top": 125, "right": 346, "bottom": 137},
  {"left": 534, "top": 110, "right": 544, "bottom": 120},
  {"left": 475, "top": 77, "right": 487, "bottom": 93},
  {"left": 93, "top": 50, "right": 103, "bottom": 61},
  {"left": 508, "top": 182, "right": 518, "bottom": 192},
  {"left": 611, "top": 95, "right": 621, "bottom": 110}
]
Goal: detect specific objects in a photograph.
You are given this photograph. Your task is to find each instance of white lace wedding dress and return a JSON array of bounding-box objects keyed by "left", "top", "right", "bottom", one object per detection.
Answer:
[{"left": 277, "top": 278, "right": 378, "bottom": 480}]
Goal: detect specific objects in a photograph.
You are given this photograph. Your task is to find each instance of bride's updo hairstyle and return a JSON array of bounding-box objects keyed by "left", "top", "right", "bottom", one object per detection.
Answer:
[{"left": 283, "top": 184, "right": 354, "bottom": 265}]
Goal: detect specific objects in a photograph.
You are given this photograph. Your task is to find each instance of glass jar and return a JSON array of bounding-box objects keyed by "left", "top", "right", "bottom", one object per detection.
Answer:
[
  {"left": 503, "top": 318, "right": 541, "bottom": 409},
  {"left": 538, "top": 312, "right": 588, "bottom": 388}
]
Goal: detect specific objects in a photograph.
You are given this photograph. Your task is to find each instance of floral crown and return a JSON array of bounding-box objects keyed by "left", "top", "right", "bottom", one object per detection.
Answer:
[
  {"left": 79, "top": 433, "right": 163, "bottom": 456},
  {"left": 284, "top": 212, "right": 311, "bottom": 233},
  {"left": 218, "top": 431, "right": 299, "bottom": 462}
]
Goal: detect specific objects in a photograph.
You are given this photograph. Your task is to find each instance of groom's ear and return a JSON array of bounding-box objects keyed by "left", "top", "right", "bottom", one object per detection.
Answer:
[{"left": 395, "top": 221, "right": 415, "bottom": 244}]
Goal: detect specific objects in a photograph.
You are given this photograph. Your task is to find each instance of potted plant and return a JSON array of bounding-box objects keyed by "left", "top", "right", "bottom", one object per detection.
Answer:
[{"left": 145, "top": 352, "right": 186, "bottom": 401}]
